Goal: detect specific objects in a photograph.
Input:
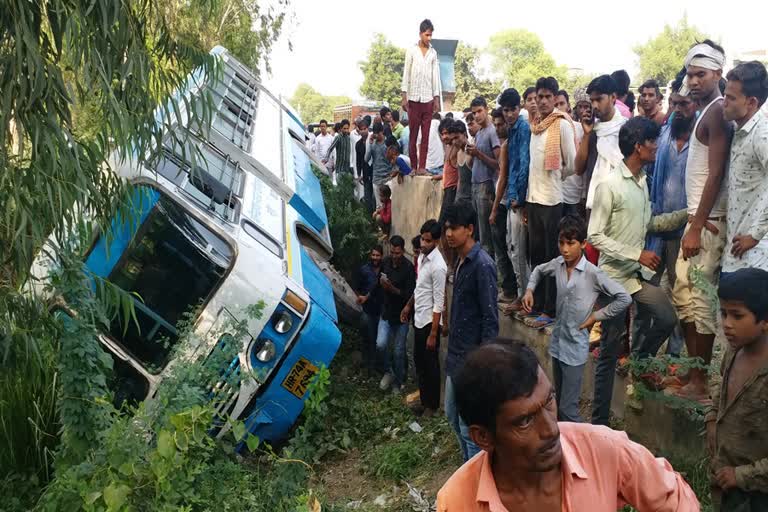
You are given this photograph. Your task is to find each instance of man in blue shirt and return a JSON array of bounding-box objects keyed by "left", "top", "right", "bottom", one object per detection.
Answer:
[
  {"left": 523, "top": 215, "right": 631, "bottom": 422},
  {"left": 642, "top": 68, "right": 696, "bottom": 358},
  {"left": 354, "top": 244, "right": 384, "bottom": 372},
  {"left": 442, "top": 201, "right": 499, "bottom": 461},
  {"left": 491, "top": 88, "right": 532, "bottom": 308}
]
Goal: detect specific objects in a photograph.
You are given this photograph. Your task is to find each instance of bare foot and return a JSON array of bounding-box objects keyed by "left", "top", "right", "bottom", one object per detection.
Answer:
[
  {"left": 528, "top": 314, "right": 553, "bottom": 329},
  {"left": 674, "top": 382, "right": 710, "bottom": 403},
  {"left": 509, "top": 298, "right": 524, "bottom": 311}
]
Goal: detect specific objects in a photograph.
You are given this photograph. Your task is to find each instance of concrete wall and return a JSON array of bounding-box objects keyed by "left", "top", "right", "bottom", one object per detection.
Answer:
[{"left": 389, "top": 175, "right": 443, "bottom": 254}]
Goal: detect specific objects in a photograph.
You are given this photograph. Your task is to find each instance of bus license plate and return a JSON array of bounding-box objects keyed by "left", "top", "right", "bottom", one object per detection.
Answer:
[{"left": 281, "top": 357, "right": 319, "bottom": 399}]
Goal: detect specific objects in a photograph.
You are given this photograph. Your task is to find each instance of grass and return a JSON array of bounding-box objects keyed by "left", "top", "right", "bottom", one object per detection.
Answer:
[{"left": 309, "top": 325, "right": 461, "bottom": 510}]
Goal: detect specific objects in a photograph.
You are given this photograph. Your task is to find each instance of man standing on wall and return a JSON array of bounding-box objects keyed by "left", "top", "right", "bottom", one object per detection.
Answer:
[
  {"left": 673, "top": 40, "right": 732, "bottom": 401},
  {"left": 401, "top": 19, "right": 441, "bottom": 175},
  {"left": 525, "top": 77, "right": 577, "bottom": 328}
]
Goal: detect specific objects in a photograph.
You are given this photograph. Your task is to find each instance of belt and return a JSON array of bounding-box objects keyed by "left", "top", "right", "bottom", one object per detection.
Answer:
[{"left": 687, "top": 214, "right": 726, "bottom": 223}]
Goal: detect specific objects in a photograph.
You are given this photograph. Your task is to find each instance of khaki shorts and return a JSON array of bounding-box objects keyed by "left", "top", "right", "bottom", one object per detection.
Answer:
[{"left": 672, "top": 220, "right": 726, "bottom": 335}]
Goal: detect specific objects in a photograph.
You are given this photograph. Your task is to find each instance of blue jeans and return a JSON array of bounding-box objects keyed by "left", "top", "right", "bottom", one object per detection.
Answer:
[
  {"left": 444, "top": 376, "right": 481, "bottom": 461},
  {"left": 376, "top": 319, "right": 409, "bottom": 386},
  {"left": 361, "top": 312, "right": 380, "bottom": 369}
]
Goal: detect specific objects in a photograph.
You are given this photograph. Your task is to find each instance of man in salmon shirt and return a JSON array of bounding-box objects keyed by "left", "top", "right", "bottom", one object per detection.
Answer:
[{"left": 437, "top": 340, "right": 699, "bottom": 511}]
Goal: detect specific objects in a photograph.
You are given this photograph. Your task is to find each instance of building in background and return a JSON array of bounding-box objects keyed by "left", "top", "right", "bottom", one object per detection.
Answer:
[
  {"left": 333, "top": 101, "right": 390, "bottom": 123},
  {"left": 432, "top": 39, "right": 458, "bottom": 112}
]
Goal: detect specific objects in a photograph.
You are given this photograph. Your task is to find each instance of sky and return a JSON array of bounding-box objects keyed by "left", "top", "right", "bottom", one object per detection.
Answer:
[{"left": 261, "top": 0, "right": 768, "bottom": 101}]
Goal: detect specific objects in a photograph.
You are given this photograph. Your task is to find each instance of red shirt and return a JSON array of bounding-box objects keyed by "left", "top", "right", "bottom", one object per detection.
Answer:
[
  {"left": 380, "top": 199, "right": 392, "bottom": 224},
  {"left": 443, "top": 160, "right": 459, "bottom": 189},
  {"left": 437, "top": 423, "right": 699, "bottom": 512}
]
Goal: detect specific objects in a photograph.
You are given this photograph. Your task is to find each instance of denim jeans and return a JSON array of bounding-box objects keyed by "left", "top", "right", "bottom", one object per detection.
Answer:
[
  {"left": 376, "top": 319, "right": 409, "bottom": 387},
  {"left": 444, "top": 376, "right": 481, "bottom": 462},
  {"left": 552, "top": 357, "right": 585, "bottom": 423},
  {"left": 471, "top": 181, "right": 495, "bottom": 258}
]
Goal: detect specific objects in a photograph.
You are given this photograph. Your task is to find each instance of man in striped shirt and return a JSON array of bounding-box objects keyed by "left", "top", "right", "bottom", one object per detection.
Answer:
[
  {"left": 324, "top": 119, "right": 352, "bottom": 175},
  {"left": 401, "top": 19, "right": 441, "bottom": 174}
]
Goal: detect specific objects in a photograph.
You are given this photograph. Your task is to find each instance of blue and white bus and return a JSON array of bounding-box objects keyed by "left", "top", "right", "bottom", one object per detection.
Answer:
[{"left": 63, "top": 47, "right": 346, "bottom": 444}]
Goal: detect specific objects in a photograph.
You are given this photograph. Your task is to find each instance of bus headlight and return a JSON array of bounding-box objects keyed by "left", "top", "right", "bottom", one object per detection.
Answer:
[
  {"left": 272, "top": 311, "right": 293, "bottom": 334},
  {"left": 255, "top": 340, "right": 276, "bottom": 362}
]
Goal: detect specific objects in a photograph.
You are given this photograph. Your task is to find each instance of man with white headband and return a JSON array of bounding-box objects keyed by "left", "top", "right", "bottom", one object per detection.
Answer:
[{"left": 673, "top": 39, "right": 733, "bottom": 401}]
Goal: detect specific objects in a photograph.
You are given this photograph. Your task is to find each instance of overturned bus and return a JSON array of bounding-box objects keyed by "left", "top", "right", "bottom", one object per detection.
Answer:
[{"left": 57, "top": 47, "right": 351, "bottom": 444}]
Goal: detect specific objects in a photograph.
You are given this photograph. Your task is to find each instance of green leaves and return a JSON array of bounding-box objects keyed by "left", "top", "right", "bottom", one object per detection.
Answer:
[
  {"left": 487, "top": 29, "right": 567, "bottom": 95},
  {"left": 289, "top": 84, "right": 351, "bottom": 125},
  {"left": 314, "top": 172, "right": 376, "bottom": 278},
  {"left": 453, "top": 43, "right": 501, "bottom": 111},
  {"left": 103, "top": 483, "right": 131, "bottom": 511},
  {"left": 157, "top": 430, "right": 176, "bottom": 459},
  {"left": 633, "top": 16, "right": 709, "bottom": 84},
  {"left": 359, "top": 34, "right": 405, "bottom": 107}
]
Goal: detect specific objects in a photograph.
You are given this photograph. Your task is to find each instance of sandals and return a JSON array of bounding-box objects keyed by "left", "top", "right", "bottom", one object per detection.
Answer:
[{"left": 524, "top": 314, "right": 555, "bottom": 329}]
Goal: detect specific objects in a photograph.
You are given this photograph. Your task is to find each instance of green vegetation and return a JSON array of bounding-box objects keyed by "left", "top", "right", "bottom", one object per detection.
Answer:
[
  {"left": 0, "top": 0, "right": 287, "bottom": 505},
  {"left": 633, "top": 15, "right": 709, "bottom": 85},
  {"left": 289, "top": 84, "right": 352, "bottom": 125},
  {"left": 315, "top": 172, "right": 377, "bottom": 279},
  {"left": 452, "top": 43, "right": 501, "bottom": 111},
  {"left": 359, "top": 34, "right": 407, "bottom": 108}
]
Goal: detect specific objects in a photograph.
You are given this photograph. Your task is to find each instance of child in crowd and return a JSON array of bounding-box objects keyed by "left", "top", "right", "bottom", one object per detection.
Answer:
[
  {"left": 385, "top": 136, "right": 412, "bottom": 181},
  {"left": 373, "top": 185, "right": 392, "bottom": 235},
  {"left": 522, "top": 215, "right": 631, "bottom": 422},
  {"left": 707, "top": 268, "right": 768, "bottom": 511}
]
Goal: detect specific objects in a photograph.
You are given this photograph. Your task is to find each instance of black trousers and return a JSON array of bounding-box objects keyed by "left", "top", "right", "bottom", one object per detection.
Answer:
[
  {"left": 527, "top": 202, "right": 563, "bottom": 317},
  {"left": 439, "top": 186, "right": 457, "bottom": 226},
  {"left": 414, "top": 323, "right": 441, "bottom": 410}
]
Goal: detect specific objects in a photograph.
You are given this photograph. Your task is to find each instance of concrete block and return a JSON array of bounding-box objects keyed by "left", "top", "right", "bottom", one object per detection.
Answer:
[{"left": 624, "top": 397, "right": 706, "bottom": 465}]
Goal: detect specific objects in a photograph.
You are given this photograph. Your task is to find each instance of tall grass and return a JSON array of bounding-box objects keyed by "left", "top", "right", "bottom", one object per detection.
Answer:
[{"left": 0, "top": 346, "right": 60, "bottom": 481}]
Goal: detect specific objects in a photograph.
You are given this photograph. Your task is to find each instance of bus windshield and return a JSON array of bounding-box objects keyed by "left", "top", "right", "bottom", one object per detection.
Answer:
[{"left": 106, "top": 194, "right": 234, "bottom": 372}]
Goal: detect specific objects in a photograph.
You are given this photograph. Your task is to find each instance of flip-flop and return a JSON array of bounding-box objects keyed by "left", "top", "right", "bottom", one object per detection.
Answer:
[{"left": 526, "top": 315, "right": 554, "bottom": 329}]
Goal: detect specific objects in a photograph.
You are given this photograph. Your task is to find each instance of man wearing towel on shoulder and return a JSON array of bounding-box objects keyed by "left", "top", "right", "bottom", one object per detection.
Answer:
[{"left": 673, "top": 40, "right": 734, "bottom": 402}]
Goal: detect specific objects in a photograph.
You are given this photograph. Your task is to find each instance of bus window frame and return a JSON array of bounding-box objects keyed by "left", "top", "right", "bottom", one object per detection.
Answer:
[{"left": 94, "top": 179, "right": 239, "bottom": 376}]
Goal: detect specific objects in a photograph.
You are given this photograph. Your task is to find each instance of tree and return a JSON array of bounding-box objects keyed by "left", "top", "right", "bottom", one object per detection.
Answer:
[
  {"left": 0, "top": 0, "right": 286, "bottom": 479},
  {"left": 487, "top": 30, "right": 567, "bottom": 93},
  {"left": 359, "top": 34, "right": 405, "bottom": 107},
  {"left": 453, "top": 43, "right": 501, "bottom": 111},
  {"left": 162, "top": 0, "right": 289, "bottom": 71},
  {"left": 633, "top": 15, "right": 708, "bottom": 85},
  {"left": 289, "top": 84, "right": 352, "bottom": 124}
]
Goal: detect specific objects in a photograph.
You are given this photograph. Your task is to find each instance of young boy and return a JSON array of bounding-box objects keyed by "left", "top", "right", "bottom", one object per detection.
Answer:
[
  {"left": 385, "top": 136, "right": 412, "bottom": 179},
  {"left": 707, "top": 268, "right": 768, "bottom": 511},
  {"left": 373, "top": 185, "right": 392, "bottom": 235},
  {"left": 522, "top": 215, "right": 631, "bottom": 422}
]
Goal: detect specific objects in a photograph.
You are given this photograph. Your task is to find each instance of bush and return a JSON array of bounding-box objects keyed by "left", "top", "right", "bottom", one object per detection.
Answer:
[
  {"left": 0, "top": 290, "right": 61, "bottom": 482},
  {"left": 315, "top": 172, "right": 377, "bottom": 279},
  {"left": 35, "top": 292, "right": 331, "bottom": 511}
]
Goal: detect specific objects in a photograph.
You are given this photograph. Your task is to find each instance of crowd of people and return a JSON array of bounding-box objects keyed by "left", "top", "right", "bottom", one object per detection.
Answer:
[{"left": 311, "top": 17, "right": 768, "bottom": 511}]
